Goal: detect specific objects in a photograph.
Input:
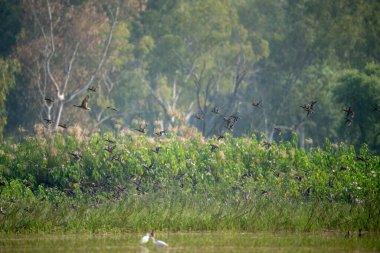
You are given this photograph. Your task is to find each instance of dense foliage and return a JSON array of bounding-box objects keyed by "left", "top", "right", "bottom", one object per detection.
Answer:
[
  {"left": 0, "top": 0, "right": 379, "bottom": 152},
  {"left": 0, "top": 132, "right": 379, "bottom": 233}
]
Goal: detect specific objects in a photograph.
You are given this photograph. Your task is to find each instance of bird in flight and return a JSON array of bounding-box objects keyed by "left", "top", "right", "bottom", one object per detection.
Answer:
[
  {"left": 343, "top": 106, "right": 355, "bottom": 118},
  {"left": 73, "top": 95, "right": 90, "bottom": 110},
  {"left": 44, "top": 97, "right": 54, "bottom": 104},
  {"left": 44, "top": 118, "right": 53, "bottom": 125},
  {"left": 88, "top": 86, "right": 97, "bottom": 92},
  {"left": 300, "top": 101, "right": 317, "bottom": 116},
  {"left": 69, "top": 151, "right": 82, "bottom": 161},
  {"left": 135, "top": 123, "right": 148, "bottom": 134},
  {"left": 106, "top": 106, "right": 118, "bottom": 111},
  {"left": 58, "top": 123, "right": 68, "bottom": 129}
]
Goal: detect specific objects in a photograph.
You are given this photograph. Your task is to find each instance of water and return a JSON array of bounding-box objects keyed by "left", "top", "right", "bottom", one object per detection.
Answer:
[{"left": 0, "top": 231, "right": 379, "bottom": 253}]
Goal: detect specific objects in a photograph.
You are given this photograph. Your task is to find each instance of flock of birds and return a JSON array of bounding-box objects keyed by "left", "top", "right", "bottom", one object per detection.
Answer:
[
  {"left": 41, "top": 88, "right": 379, "bottom": 244},
  {"left": 41, "top": 87, "right": 380, "bottom": 162}
]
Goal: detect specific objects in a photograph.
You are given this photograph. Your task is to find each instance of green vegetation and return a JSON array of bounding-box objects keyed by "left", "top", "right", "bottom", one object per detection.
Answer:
[{"left": 0, "top": 131, "right": 379, "bottom": 233}]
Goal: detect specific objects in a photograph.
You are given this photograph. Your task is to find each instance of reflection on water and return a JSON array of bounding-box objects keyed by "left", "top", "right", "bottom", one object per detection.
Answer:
[{"left": 0, "top": 231, "right": 379, "bottom": 253}]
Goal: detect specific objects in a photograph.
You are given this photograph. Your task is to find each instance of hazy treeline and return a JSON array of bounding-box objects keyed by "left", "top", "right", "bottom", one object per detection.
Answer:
[{"left": 1, "top": 0, "right": 379, "bottom": 151}]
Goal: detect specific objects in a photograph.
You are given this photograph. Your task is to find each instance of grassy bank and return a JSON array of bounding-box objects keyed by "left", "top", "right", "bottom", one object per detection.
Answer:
[{"left": 0, "top": 131, "right": 379, "bottom": 233}]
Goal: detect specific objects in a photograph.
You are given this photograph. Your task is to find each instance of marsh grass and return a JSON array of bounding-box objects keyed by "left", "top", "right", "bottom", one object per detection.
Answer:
[{"left": 0, "top": 132, "right": 379, "bottom": 233}]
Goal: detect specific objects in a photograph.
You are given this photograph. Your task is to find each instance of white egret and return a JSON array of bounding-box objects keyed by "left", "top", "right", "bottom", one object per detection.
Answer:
[
  {"left": 150, "top": 236, "right": 169, "bottom": 247},
  {"left": 140, "top": 233, "right": 151, "bottom": 244}
]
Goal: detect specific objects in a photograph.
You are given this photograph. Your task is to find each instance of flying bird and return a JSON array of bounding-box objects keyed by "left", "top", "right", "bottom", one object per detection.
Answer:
[
  {"left": 44, "top": 118, "right": 53, "bottom": 125},
  {"left": 300, "top": 101, "right": 317, "bottom": 116},
  {"left": 44, "top": 97, "right": 54, "bottom": 104},
  {"left": 73, "top": 95, "right": 90, "bottom": 110},
  {"left": 58, "top": 123, "right": 68, "bottom": 129},
  {"left": 69, "top": 151, "right": 82, "bottom": 161},
  {"left": 106, "top": 106, "right": 118, "bottom": 111},
  {"left": 88, "top": 86, "right": 97, "bottom": 92},
  {"left": 135, "top": 123, "right": 147, "bottom": 134},
  {"left": 343, "top": 106, "right": 355, "bottom": 117}
]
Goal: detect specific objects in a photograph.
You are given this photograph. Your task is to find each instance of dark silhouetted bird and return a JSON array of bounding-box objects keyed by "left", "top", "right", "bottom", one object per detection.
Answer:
[
  {"left": 262, "top": 141, "right": 272, "bottom": 148},
  {"left": 274, "top": 127, "right": 282, "bottom": 135},
  {"left": 69, "top": 151, "right": 82, "bottom": 161},
  {"left": 88, "top": 86, "right": 97, "bottom": 92},
  {"left": 58, "top": 123, "right": 68, "bottom": 129},
  {"left": 106, "top": 106, "right": 118, "bottom": 111},
  {"left": 135, "top": 123, "right": 147, "bottom": 134},
  {"left": 343, "top": 107, "right": 355, "bottom": 117},
  {"left": 44, "top": 118, "right": 53, "bottom": 125},
  {"left": 73, "top": 95, "right": 90, "bottom": 110},
  {"left": 45, "top": 97, "right": 54, "bottom": 104},
  {"left": 300, "top": 101, "right": 317, "bottom": 116}
]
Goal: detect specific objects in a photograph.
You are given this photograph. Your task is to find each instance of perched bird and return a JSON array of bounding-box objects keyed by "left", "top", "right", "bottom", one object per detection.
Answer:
[
  {"left": 73, "top": 95, "right": 90, "bottom": 110},
  {"left": 88, "top": 86, "right": 97, "bottom": 92},
  {"left": 274, "top": 127, "right": 282, "bottom": 135},
  {"left": 251, "top": 100, "right": 262, "bottom": 108},
  {"left": 343, "top": 107, "right": 355, "bottom": 118},
  {"left": 300, "top": 101, "right": 317, "bottom": 116}
]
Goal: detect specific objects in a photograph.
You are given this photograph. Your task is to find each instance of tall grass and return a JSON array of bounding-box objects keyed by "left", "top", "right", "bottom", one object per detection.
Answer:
[{"left": 0, "top": 131, "right": 379, "bottom": 233}]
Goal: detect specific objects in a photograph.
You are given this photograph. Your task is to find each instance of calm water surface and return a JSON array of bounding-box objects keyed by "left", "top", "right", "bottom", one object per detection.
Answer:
[{"left": 0, "top": 231, "right": 379, "bottom": 253}]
